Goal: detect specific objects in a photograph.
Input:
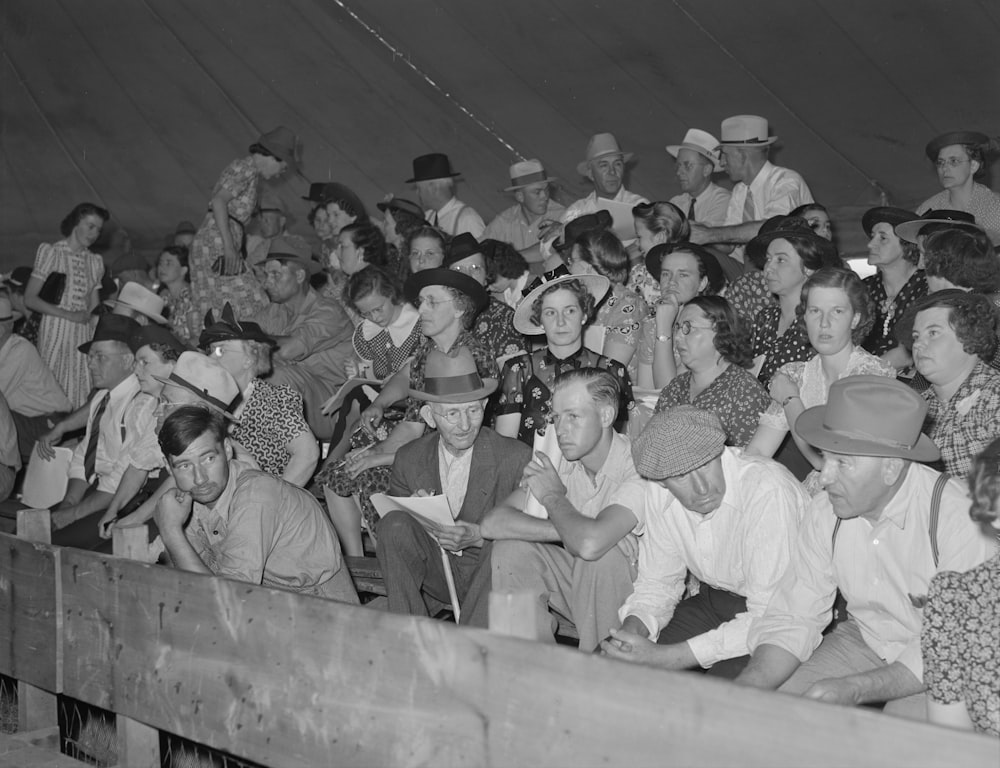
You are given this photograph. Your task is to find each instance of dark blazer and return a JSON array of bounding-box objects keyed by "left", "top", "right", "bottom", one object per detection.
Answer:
[{"left": 389, "top": 427, "right": 531, "bottom": 526}]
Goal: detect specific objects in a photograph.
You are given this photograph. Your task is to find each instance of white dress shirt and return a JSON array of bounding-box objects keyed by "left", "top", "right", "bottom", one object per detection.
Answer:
[
  {"left": 669, "top": 182, "right": 732, "bottom": 226},
  {"left": 724, "top": 161, "right": 813, "bottom": 262}
]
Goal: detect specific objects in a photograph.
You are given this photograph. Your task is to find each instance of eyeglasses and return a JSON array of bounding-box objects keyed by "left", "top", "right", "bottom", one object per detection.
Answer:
[
  {"left": 87, "top": 351, "right": 129, "bottom": 364},
  {"left": 431, "top": 403, "right": 484, "bottom": 425},
  {"left": 451, "top": 263, "right": 485, "bottom": 277},
  {"left": 417, "top": 296, "right": 455, "bottom": 309},
  {"left": 935, "top": 157, "right": 969, "bottom": 169},
  {"left": 673, "top": 321, "right": 715, "bottom": 336},
  {"left": 210, "top": 344, "right": 243, "bottom": 358}
]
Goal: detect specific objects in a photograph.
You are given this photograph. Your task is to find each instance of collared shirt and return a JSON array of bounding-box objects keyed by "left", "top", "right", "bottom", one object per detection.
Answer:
[
  {"left": 0, "top": 333, "right": 72, "bottom": 416},
  {"left": 484, "top": 199, "right": 567, "bottom": 251},
  {"left": 670, "top": 182, "right": 732, "bottom": 227},
  {"left": 724, "top": 161, "right": 813, "bottom": 262},
  {"left": 185, "top": 459, "right": 347, "bottom": 596},
  {"left": 438, "top": 440, "right": 475, "bottom": 518},
  {"left": 68, "top": 375, "right": 157, "bottom": 493},
  {"left": 748, "top": 463, "right": 997, "bottom": 681},
  {"left": 921, "top": 360, "right": 1000, "bottom": 479},
  {"left": 258, "top": 288, "right": 354, "bottom": 380},
  {"left": 427, "top": 196, "right": 486, "bottom": 238},
  {"left": 620, "top": 449, "right": 807, "bottom": 665},
  {"left": 560, "top": 187, "right": 649, "bottom": 226},
  {"left": 561, "top": 431, "right": 645, "bottom": 529},
  {"left": 918, "top": 183, "right": 1000, "bottom": 241}
]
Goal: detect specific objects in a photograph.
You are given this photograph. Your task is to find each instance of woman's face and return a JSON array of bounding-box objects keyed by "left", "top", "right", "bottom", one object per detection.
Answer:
[
  {"left": 417, "top": 285, "right": 462, "bottom": 338},
  {"left": 73, "top": 214, "right": 104, "bottom": 249},
  {"left": 673, "top": 304, "right": 717, "bottom": 371},
  {"left": 867, "top": 222, "right": 905, "bottom": 267},
  {"left": 409, "top": 236, "right": 445, "bottom": 273},
  {"left": 804, "top": 286, "right": 858, "bottom": 357},
  {"left": 133, "top": 345, "right": 175, "bottom": 397},
  {"left": 539, "top": 288, "right": 585, "bottom": 348},
  {"left": 259, "top": 156, "right": 287, "bottom": 180},
  {"left": 804, "top": 210, "right": 833, "bottom": 241},
  {"left": 325, "top": 202, "right": 356, "bottom": 235},
  {"left": 568, "top": 244, "right": 597, "bottom": 277},
  {"left": 634, "top": 218, "right": 665, "bottom": 256},
  {"left": 354, "top": 291, "right": 398, "bottom": 328},
  {"left": 210, "top": 340, "right": 252, "bottom": 381},
  {"left": 659, "top": 251, "right": 707, "bottom": 304},
  {"left": 763, "top": 238, "right": 808, "bottom": 298},
  {"left": 336, "top": 231, "right": 365, "bottom": 275},
  {"left": 911, "top": 306, "right": 975, "bottom": 384},
  {"left": 312, "top": 208, "right": 335, "bottom": 241},
  {"left": 448, "top": 253, "right": 488, "bottom": 287},
  {"left": 157, "top": 252, "right": 187, "bottom": 285},
  {"left": 936, "top": 144, "right": 977, "bottom": 191}
]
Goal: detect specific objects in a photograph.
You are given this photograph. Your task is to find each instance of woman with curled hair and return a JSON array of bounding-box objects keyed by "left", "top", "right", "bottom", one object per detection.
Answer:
[
  {"left": 25, "top": 201, "right": 109, "bottom": 406},
  {"left": 403, "top": 224, "right": 449, "bottom": 277},
  {"left": 918, "top": 131, "right": 1000, "bottom": 238},
  {"left": 568, "top": 229, "right": 648, "bottom": 374},
  {"left": 323, "top": 221, "right": 391, "bottom": 315},
  {"left": 653, "top": 296, "right": 769, "bottom": 447},
  {"left": 495, "top": 275, "right": 633, "bottom": 446},
  {"left": 901, "top": 290, "right": 1000, "bottom": 478},
  {"left": 922, "top": 437, "right": 1000, "bottom": 736},
  {"left": 747, "top": 268, "right": 895, "bottom": 480},
  {"left": 627, "top": 201, "right": 690, "bottom": 308},
  {"left": 156, "top": 245, "right": 200, "bottom": 345},
  {"left": 790, "top": 202, "right": 833, "bottom": 242},
  {"left": 923, "top": 228, "right": 1000, "bottom": 299}
]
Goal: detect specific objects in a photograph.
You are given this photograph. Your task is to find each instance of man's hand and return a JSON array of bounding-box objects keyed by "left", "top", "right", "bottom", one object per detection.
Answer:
[
  {"left": 97, "top": 509, "right": 118, "bottom": 539},
  {"left": 600, "top": 628, "right": 659, "bottom": 665},
  {"left": 432, "top": 521, "right": 484, "bottom": 553},
  {"left": 522, "top": 451, "right": 566, "bottom": 507},
  {"left": 153, "top": 488, "right": 194, "bottom": 533},
  {"left": 35, "top": 422, "right": 66, "bottom": 461},
  {"left": 360, "top": 403, "right": 384, "bottom": 436},
  {"left": 688, "top": 223, "right": 711, "bottom": 245},
  {"left": 803, "top": 677, "right": 864, "bottom": 707}
]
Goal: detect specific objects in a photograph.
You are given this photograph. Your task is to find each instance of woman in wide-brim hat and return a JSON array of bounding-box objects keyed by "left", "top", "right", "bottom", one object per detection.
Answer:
[
  {"left": 918, "top": 131, "right": 1000, "bottom": 240},
  {"left": 315, "top": 265, "right": 497, "bottom": 557},
  {"left": 187, "top": 125, "right": 300, "bottom": 325},
  {"left": 494, "top": 274, "right": 633, "bottom": 446}
]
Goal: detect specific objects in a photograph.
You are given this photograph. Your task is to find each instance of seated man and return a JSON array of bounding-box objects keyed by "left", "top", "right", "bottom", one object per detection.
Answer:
[
  {"left": 737, "top": 376, "right": 996, "bottom": 719},
  {"left": 482, "top": 368, "right": 645, "bottom": 651},
  {"left": 0, "top": 391, "right": 18, "bottom": 502},
  {"left": 154, "top": 405, "right": 358, "bottom": 603},
  {"left": 257, "top": 236, "right": 354, "bottom": 440},
  {"left": 484, "top": 159, "right": 565, "bottom": 266},
  {"left": 601, "top": 407, "right": 807, "bottom": 678},
  {"left": 377, "top": 347, "right": 531, "bottom": 626}
]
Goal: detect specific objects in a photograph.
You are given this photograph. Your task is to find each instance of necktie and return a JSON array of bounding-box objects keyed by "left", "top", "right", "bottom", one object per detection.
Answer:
[
  {"left": 742, "top": 191, "right": 756, "bottom": 222},
  {"left": 83, "top": 392, "right": 110, "bottom": 485},
  {"left": 431, "top": 210, "right": 440, "bottom": 228},
  {"left": 687, "top": 196, "right": 696, "bottom": 223}
]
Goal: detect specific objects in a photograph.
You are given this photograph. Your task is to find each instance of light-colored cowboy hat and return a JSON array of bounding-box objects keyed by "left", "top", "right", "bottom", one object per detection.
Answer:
[
  {"left": 666, "top": 129, "right": 721, "bottom": 169},
  {"left": 154, "top": 351, "right": 242, "bottom": 420},
  {"left": 718, "top": 115, "right": 777, "bottom": 147},
  {"left": 110, "top": 282, "right": 167, "bottom": 324},
  {"left": 576, "top": 133, "right": 634, "bottom": 177},
  {"left": 504, "top": 159, "right": 557, "bottom": 192},
  {"left": 513, "top": 273, "right": 610, "bottom": 335}
]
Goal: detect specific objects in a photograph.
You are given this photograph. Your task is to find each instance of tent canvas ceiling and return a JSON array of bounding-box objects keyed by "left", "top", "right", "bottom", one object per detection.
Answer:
[{"left": 1, "top": 0, "right": 998, "bottom": 271}]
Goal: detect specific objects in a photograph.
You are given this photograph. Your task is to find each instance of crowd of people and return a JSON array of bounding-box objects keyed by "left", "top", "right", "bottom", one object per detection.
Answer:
[{"left": 1, "top": 117, "right": 998, "bottom": 737}]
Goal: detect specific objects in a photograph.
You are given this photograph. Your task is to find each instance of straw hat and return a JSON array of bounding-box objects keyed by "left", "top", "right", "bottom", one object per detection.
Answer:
[
  {"left": 111, "top": 282, "right": 167, "bottom": 324},
  {"left": 504, "top": 159, "right": 557, "bottom": 191},
  {"left": 513, "top": 274, "right": 610, "bottom": 335},
  {"left": 155, "top": 352, "right": 241, "bottom": 418},
  {"left": 576, "top": 133, "right": 634, "bottom": 177},
  {"left": 719, "top": 115, "right": 777, "bottom": 147},
  {"left": 666, "top": 129, "right": 721, "bottom": 169}
]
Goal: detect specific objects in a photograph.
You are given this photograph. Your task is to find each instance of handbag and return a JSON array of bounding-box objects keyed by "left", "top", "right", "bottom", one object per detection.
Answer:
[{"left": 38, "top": 271, "right": 66, "bottom": 305}]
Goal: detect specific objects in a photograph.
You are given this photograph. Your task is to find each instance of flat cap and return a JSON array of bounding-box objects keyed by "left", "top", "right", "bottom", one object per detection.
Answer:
[{"left": 631, "top": 405, "right": 726, "bottom": 480}]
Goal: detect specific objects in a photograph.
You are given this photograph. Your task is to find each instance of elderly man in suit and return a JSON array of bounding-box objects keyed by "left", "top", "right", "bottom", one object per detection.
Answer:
[{"left": 376, "top": 346, "right": 531, "bottom": 627}]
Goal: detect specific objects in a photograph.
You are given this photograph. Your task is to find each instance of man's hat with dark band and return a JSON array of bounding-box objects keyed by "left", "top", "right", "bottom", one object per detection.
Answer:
[
  {"left": 154, "top": 352, "right": 241, "bottom": 419},
  {"left": 78, "top": 314, "right": 140, "bottom": 354}
]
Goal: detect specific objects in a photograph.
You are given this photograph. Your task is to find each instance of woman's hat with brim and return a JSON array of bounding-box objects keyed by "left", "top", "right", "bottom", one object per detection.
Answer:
[
  {"left": 265, "top": 235, "right": 323, "bottom": 275},
  {"left": 894, "top": 209, "right": 987, "bottom": 244},
  {"left": 110, "top": 282, "right": 168, "bottom": 324},
  {"left": 406, "top": 153, "right": 461, "bottom": 184},
  {"left": 745, "top": 215, "right": 798, "bottom": 269},
  {"left": 128, "top": 324, "right": 189, "bottom": 356},
  {"left": 513, "top": 273, "right": 610, "bottom": 335},
  {"left": 925, "top": 131, "right": 990, "bottom": 162},
  {"left": 154, "top": 351, "right": 241, "bottom": 420},
  {"left": 861, "top": 207, "right": 920, "bottom": 238},
  {"left": 644, "top": 242, "right": 725, "bottom": 294},
  {"left": 746, "top": 217, "right": 839, "bottom": 265},
  {"left": 552, "top": 210, "right": 614, "bottom": 254},
  {"left": 78, "top": 314, "right": 141, "bottom": 354},
  {"left": 794, "top": 375, "right": 940, "bottom": 462},
  {"left": 409, "top": 346, "right": 497, "bottom": 403},
  {"left": 199, "top": 303, "right": 275, "bottom": 350},
  {"left": 376, "top": 196, "right": 428, "bottom": 225},
  {"left": 254, "top": 126, "right": 299, "bottom": 171},
  {"left": 404, "top": 268, "right": 489, "bottom": 313}
]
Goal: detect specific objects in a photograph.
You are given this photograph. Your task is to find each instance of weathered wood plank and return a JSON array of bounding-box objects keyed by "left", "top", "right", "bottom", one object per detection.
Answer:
[{"left": 58, "top": 548, "right": 996, "bottom": 768}]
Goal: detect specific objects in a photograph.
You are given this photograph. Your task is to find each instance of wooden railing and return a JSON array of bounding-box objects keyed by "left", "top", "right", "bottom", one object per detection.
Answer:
[{"left": 1, "top": 511, "right": 996, "bottom": 768}]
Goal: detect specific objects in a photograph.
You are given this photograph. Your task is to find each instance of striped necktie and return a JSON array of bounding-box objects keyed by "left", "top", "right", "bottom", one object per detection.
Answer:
[
  {"left": 83, "top": 392, "right": 110, "bottom": 484},
  {"left": 742, "top": 190, "right": 756, "bottom": 222},
  {"left": 687, "top": 196, "right": 696, "bottom": 223}
]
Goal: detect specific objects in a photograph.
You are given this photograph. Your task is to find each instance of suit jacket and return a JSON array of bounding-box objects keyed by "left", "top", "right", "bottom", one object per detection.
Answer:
[{"left": 389, "top": 427, "right": 531, "bottom": 528}]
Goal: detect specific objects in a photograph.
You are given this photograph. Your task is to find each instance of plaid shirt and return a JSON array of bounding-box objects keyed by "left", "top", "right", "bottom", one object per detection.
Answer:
[{"left": 922, "top": 360, "right": 1000, "bottom": 478}]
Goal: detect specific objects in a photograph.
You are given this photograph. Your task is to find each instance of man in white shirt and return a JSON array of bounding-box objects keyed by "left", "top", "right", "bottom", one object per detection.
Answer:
[
  {"left": 666, "top": 129, "right": 731, "bottom": 227},
  {"left": 602, "top": 406, "right": 807, "bottom": 678},
  {"left": 482, "top": 368, "right": 646, "bottom": 651},
  {"left": 690, "top": 115, "right": 813, "bottom": 276},
  {"left": 560, "top": 132, "right": 648, "bottom": 226},
  {"left": 737, "top": 376, "right": 997, "bottom": 719},
  {"left": 484, "top": 159, "right": 566, "bottom": 265},
  {"left": 409, "top": 153, "right": 486, "bottom": 238}
]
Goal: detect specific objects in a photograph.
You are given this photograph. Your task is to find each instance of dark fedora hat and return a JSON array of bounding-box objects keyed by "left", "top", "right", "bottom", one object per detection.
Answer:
[
  {"left": 552, "top": 210, "right": 614, "bottom": 254},
  {"left": 925, "top": 131, "right": 990, "bottom": 161},
  {"left": 746, "top": 217, "right": 839, "bottom": 267},
  {"left": 254, "top": 126, "right": 299, "bottom": 170},
  {"left": 745, "top": 214, "right": 798, "bottom": 269},
  {"left": 644, "top": 242, "right": 725, "bottom": 295},
  {"left": 78, "top": 313, "right": 141, "bottom": 354},
  {"left": 443, "top": 232, "right": 485, "bottom": 268},
  {"left": 3, "top": 266, "right": 33, "bottom": 289},
  {"left": 406, "top": 153, "right": 461, "bottom": 184},
  {"left": 128, "top": 324, "right": 189, "bottom": 356},
  {"left": 404, "top": 268, "right": 489, "bottom": 313},
  {"left": 894, "top": 209, "right": 985, "bottom": 244},
  {"left": 861, "top": 207, "right": 920, "bottom": 238},
  {"left": 265, "top": 235, "right": 322, "bottom": 275},
  {"left": 199, "top": 302, "right": 275, "bottom": 350},
  {"left": 376, "top": 196, "right": 428, "bottom": 224},
  {"left": 302, "top": 182, "right": 335, "bottom": 203}
]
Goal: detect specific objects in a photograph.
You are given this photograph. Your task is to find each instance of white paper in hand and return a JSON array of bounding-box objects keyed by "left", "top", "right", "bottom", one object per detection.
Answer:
[
  {"left": 523, "top": 426, "right": 563, "bottom": 519},
  {"left": 370, "top": 493, "right": 456, "bottom": 528}
]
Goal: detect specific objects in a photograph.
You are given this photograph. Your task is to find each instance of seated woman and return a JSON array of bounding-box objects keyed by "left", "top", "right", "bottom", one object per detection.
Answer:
[
  {"left": 495, "top": 274, "right": 632, "bottom": 445},
  {"left": 376, "top": 197, "right": 428, "bottom": 279},
  {"left": 484, "top": 239, "right": 530, "bottom": 309},
  {"left": 922, "top": 227, "right": 1000, "bottom": 304},
  {"left": 323, "top": 222, "right": 390, "bottom": 317},
  {"left": 156, "top": 245, "right": 200, "bottom": 345},
  {"left": 635, "top": 242, "right": 726, "bottom": 390},
  {"left": 789, "top": 202, "right": 833, "bottom": 242},
  {"left": 317, "top": 267, "right": 494, "bottom": 556},
  {"left": 403, "top": 225, "right": 449, "bottom": 277},
  {"left": 746, "top": 268, "right": 895, "bottom": 481},
  {"left": 567, "top": 229, "right": 648, "bottom": 376},
  {"left": 627, "top": 201, "right": 690, "bottom": 309},
  {"left": 922, "top": 437, "right": 1000, "bottom": 736},
  {"left": 917, "top": 131, "right": 1000, "bottom": 240},
  {"left": 901, "top": 290, "right": 1000, "bottom": 478},
  {"left": 200, "top": 304, "right": 320, "bottom": 487},
  {"left": 654, "top": 296, "right": 769, "bottom": 447}
]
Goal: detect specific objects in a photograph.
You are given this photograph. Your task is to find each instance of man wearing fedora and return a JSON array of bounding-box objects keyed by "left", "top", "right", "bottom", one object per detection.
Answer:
[
  {"left": 666, "top": 129, "right": 731, "bottom": 227},
  {"left": 483, "top": 368, "right": 646, "bottom": 652},
  {"left": 109, "top": 281, "right": 169, "bottom": 325},
  {"left": 257, "top": 235, "right": 354, "bottom": 441},
  {"left": 484, "top": 159, "right": 565, "bottom": 265},
  {"left": 601, "top": 406, "right": 807, "bottom": 678},
  {"left": 245, "top": 192, "right": 289, "bottom": 270},
  {"left": 560, "top": 133, "right": 648, "bottom": 229},
  {"left": 376, "top": 346, "right": 531, "bottom": 626},
  {"left": 408, "top": 152, "right": 485, "bottom": 238},
  {"left": 153, "top": 405, "right": 358, "bottom": 603},
  {"left": 0, "top": 391, "right": 18, "bottom": 503},
  {"left": 690, "top": 115, "right": 813, "bottom": 272},
  {"left": 737, "top": 376, "right": 996, "bottom": 719}
]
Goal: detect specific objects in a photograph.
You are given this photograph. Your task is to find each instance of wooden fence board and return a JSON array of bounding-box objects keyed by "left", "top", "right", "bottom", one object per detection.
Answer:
[
  {"left": 58, "top": 548, "right": 997, "bottom": 768},
  {"left": 0, "top": 532, "right": 61, "bottom": 691}
]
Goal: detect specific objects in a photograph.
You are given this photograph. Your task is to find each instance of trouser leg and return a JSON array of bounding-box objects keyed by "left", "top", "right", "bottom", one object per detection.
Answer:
[
  {"left": 569, "top": 546, "right": 636, "bottom": 653},
  {"left": 657, "top": 585, "right": 749, "bottom": 678}
]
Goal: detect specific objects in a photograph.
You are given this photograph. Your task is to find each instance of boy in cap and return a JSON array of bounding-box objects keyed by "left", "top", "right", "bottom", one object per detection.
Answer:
[{"left": 602, "top": 406, "right": 807, "bottom": 678}]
